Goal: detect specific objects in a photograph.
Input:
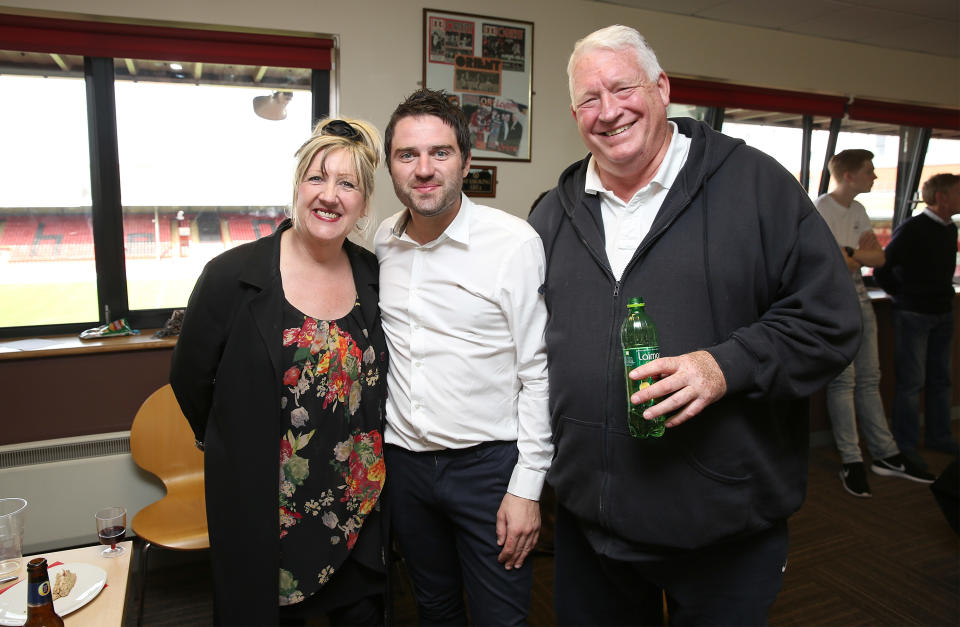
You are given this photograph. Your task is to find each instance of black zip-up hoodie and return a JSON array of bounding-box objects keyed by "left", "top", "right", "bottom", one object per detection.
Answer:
[{"left": 528, "top": 118, "right": 860, "bottom": 553}]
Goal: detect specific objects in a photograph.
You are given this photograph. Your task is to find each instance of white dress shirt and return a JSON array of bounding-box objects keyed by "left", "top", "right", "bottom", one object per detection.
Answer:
[
  {"left": 585, "top": 121, "right": 691, "bottom": 280},
  {"left": 374, "top": 194, "right": 552, "bottom": 500}
]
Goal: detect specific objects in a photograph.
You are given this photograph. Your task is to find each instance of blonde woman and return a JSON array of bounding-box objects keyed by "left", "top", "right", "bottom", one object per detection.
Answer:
[{"left": 171, "top": 117, "right": 388, "bottom": 625}]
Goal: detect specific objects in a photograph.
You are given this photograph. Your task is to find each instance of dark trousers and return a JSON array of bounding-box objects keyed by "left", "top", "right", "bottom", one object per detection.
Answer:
[
  {"left": 278, "top": 593, "right": 383, "bottom": 626},
  {"left": 891, "top": 309, "right": 955, "bottom": 451},
  {"left": 554, "top": 504, "right": 788, "bottom": 626},
  {"left": 277, "top": 557, "right": 385, "bottom": 626},
  {"left": 386, "top": 442, "right": 533, "bottom": 626}
]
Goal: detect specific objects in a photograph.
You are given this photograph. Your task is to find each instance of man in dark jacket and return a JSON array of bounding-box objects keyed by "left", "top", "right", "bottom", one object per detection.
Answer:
[
  {"left": 875, "top": 173, "right": 960, "bottom": 460},
  {"left": 528, "top": 25, "right": 861, "bottom": 625}
]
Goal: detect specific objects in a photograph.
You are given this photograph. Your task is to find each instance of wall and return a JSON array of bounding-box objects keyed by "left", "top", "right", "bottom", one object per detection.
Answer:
[
  {"left": 0, "top": 348, "right": 173, "bottom": 445},
  {"left": 1, "top": 0, "right": 957, "bottom": 231}
]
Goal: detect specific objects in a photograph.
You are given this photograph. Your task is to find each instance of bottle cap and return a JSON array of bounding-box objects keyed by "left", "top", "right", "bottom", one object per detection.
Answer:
[{"left": 627, "top": 296, "right": 644, "bottom": 307}]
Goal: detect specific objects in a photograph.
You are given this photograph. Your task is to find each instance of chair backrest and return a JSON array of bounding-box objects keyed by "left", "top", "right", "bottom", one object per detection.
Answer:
[{"left": 130, "top": 384, "right": 203, "bottom": 486}]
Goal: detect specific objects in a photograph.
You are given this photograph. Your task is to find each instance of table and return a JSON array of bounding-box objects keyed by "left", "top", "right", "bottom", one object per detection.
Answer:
[{"left": 3, "top": 541, "right": 133, "bottom": 626}]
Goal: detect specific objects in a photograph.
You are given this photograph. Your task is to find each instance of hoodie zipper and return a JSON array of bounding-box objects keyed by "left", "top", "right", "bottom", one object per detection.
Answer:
[{"left": 600, "top": 279, "right": 625, "bottom": 521}]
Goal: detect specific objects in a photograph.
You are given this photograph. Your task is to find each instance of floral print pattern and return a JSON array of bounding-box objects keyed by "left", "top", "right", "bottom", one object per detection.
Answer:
[
  {"left": 278, "top": 302, "right": 384, "bottom": 606},
  {"left": 282, "top": 317, "right": 365, "bottom": 414}
]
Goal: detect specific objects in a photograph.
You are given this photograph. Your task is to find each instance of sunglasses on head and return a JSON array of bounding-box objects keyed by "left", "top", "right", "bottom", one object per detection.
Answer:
[{"left": 322, "top": 119, "right": 362, "bottom": 142}]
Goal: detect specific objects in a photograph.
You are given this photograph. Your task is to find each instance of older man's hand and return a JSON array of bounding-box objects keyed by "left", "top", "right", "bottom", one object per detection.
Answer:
[{"left": 629, "top": 350, "right": 727, "bottom": 427}]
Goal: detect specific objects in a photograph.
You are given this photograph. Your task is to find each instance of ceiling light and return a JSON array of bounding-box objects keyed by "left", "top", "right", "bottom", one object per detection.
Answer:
[{"left": 253, "top": 91, "right": 293, "bottom": 121}]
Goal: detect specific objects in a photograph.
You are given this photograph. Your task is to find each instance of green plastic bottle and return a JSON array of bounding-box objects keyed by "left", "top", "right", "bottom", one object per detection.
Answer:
[{"left": 620, "top": 297, "right": 665, "bottom": 438}]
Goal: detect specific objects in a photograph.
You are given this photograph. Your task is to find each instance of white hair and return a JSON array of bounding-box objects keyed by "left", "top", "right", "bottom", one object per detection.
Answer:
[{"left": 567, "top": 25, "right": 663, "bottom": 104}]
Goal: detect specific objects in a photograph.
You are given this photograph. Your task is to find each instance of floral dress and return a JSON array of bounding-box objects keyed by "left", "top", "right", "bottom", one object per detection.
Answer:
[{"left": 277, "top": 298, "right": 385, "bottom": 606}]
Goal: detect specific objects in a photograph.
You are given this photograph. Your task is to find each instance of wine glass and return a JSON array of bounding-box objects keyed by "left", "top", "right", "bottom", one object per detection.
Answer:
[{"left": 95, "top": 507, "right": 127, "bottom": 557}]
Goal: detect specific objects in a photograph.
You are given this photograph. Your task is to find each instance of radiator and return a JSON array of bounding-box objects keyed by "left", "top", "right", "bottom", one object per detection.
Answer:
[{"left": 0, "top": 433, "right": 164, "bottom": 553}]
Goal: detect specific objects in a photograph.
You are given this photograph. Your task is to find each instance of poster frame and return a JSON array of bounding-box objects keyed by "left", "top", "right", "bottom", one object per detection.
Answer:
[{"left": 423, "top": 8, "right": 533, "bottom": 162}]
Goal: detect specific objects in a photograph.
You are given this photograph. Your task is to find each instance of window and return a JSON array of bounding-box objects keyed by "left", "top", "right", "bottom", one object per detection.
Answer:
[
  {"left": 720, "top": 110, "right": 834, "bottom": 185},
  {"left": 0, "top": 13, "right": 333, "bottom": 337},
  {"left": 918, "top": 137, "right": 960, "bottom": 202},
  {"left": 813, "top": 126, "right": 899, "bottom": 222},
  {"left": 113, "top": 59, "right": 311, "bottom": 310},
  {"left": 0, "top": 53, "right": 96, "bottom": 328},
  {"left": 667, "top": 103, "right": 710, "bottom": 122}
]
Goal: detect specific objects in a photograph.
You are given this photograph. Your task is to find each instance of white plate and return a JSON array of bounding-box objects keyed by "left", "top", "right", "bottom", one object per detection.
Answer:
[{"left": 0, "top": 562, "right": 107, "bottom": 625}]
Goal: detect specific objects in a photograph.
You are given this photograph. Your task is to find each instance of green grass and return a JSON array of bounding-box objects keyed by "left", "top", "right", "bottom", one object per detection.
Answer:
[
  {"left": 0, "top": 283, "right": 98, "bottom": 327},
  {"left": 0, "top": 278, "right": 197, "bottom": 328}
]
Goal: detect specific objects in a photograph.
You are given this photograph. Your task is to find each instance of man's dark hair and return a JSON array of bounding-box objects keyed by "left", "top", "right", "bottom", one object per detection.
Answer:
[
  {"left": 384, "top": 89, "right": 471, "bottom": 172},
  {"left": 921, "top": 173, "right": 960, "bottom": 206}
]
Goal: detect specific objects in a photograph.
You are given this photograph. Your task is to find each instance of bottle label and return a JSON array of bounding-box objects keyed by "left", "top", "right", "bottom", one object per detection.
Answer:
[
  {"left": 623, "top": 346, "right": 659, "bottom": 369},
  {"left": 624, "top": 344, "right": 666, "bottom": 438},
  {"left": 623, "top": 345, "right": 659, "bottom": 398},
  {"left": 28, "top": 580, "right": 51, "bottom": 606}
]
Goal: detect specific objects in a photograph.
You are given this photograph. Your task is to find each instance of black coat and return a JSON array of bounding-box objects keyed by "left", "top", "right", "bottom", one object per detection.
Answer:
[{"left": 170, "top": 219, "right": 388, "bottom": 625}]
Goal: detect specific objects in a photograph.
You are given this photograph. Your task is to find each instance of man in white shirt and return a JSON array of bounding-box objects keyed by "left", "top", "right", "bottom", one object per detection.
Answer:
[
  {"left": 374, "top": 88, "right": 552, "bottom": 626},
  {"left": 815, "top": 149, "right": 933, "bottom": 497}
]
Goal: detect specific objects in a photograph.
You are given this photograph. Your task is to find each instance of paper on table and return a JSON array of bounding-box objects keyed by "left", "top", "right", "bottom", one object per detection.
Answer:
[{"left": 0, "top": 339, "right": 61, "bottom": 351}]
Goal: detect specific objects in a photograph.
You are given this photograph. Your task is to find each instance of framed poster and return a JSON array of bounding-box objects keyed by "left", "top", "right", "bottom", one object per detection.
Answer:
[
  {"left": 463, "top": 165, "right": 497, "bottom": 197},
  {"left": 424, "top": 8, "right": 533, "bottom": 162}
]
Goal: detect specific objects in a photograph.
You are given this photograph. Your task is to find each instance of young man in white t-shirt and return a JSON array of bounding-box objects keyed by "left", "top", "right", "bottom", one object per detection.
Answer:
[{"left": 814, "top": 149, "right": 934, "bottom": 497}]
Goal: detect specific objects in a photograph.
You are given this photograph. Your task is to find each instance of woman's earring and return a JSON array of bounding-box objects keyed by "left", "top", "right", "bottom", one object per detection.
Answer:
[{"left": 355, "top": 215, "right": 370, "bottom": 232}]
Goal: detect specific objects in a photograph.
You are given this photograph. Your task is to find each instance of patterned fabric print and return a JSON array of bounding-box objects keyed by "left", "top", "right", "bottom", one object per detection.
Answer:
[
  {"left": 278, "top": 302, "right": 383, "bottom": 606},
  {"left": 330, "top": 430, "right": 386, "bottom": 549},
  {"left": 281, "top": 317, "right": 366, "bottom": 415}
]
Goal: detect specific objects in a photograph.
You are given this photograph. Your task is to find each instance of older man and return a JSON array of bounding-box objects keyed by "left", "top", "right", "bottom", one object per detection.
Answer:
[
  {"left": 528, "top": 25, "right": 860, "bottom": 625},
  {"left": 876, "top": 173, "right": 960, "bottom": 460}
]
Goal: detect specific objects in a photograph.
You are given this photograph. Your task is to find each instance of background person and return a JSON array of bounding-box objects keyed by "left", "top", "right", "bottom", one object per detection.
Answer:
[
  {"left": 876, "top": 173, "right": 960, "bottom": 461},
  {"left": 815, "top": 149, "right": 933, "bottom": 496},
  {"left": 375, "top": 88, "right": 551, "bottom": 626},
  {"left": 528, "top": 25, "right": 861, "bottom": 625},
  {"left": 170, "top": 117, "right": 389, "bottom": 626}
]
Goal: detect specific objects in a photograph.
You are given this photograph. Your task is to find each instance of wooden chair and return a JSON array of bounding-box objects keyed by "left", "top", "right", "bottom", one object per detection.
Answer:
[{"left": 130, "top": 384, "right": 209, "bottom": 625}]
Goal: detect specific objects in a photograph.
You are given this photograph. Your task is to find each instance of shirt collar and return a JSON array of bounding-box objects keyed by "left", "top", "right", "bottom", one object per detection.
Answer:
[
  {"left": 391, "top": 192, "right": 472, "bottom": 245},
  {"left": 444, "top": 193, "right": 472, "bottom": 244},
  {"left": 923, "top": 207, "right": 951, "bottom": 226},
  {"left": 584, "top": 121, "right": 683, "bottom": 197}
]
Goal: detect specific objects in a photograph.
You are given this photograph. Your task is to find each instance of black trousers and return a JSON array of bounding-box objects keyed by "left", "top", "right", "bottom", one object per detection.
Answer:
[
  {"left": 554, "top": 504, "right": 788, "bottom": 626},
  {"left": 277, "top": 558, "right": 385, "bottom": 626},
  {"left": 387, "top": 441, "right": 533, "bottom": 626}
]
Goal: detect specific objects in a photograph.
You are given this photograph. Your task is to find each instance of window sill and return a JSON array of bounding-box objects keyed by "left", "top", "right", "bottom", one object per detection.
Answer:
[{"left": 0, "top": 329, "right": 177, "bottom": 361}]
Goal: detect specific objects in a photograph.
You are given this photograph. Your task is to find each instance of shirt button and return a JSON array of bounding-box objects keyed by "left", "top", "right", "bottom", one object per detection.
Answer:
[{"left": 415, "top": 361, "right": 422, "bottom": 368}]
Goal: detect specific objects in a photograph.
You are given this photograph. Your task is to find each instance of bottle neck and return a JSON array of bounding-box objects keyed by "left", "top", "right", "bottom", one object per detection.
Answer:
[{"left": 27, "top": 575, "right": 54, "bottom": 608}]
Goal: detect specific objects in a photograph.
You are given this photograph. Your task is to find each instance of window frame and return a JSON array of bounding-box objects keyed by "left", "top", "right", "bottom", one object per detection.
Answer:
[
  {"left": 0, "top": 12, "right": 334, "bottom": 338},
  {"left": 670, "top": 76, "right": 958, "bottom": 216}
]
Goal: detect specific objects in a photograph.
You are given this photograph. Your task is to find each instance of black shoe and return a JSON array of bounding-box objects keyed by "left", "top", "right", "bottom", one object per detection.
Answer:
[
  {"left": 840, "top": 462, "right": 872, "bottom": 497},
  {"left": 871, "top": 454, "right": 935, "bottom": 484},
  {"left": 899, "top": 447, "right": 930, "bottom": 471}
]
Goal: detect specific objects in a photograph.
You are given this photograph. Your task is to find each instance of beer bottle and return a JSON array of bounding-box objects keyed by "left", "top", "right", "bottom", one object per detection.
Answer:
[
  {"left": 621, "top": 297, "right": 665, "bottom": 438},
  {"left": 24, "top": 558, "right": 65, "bottom": 627}
]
